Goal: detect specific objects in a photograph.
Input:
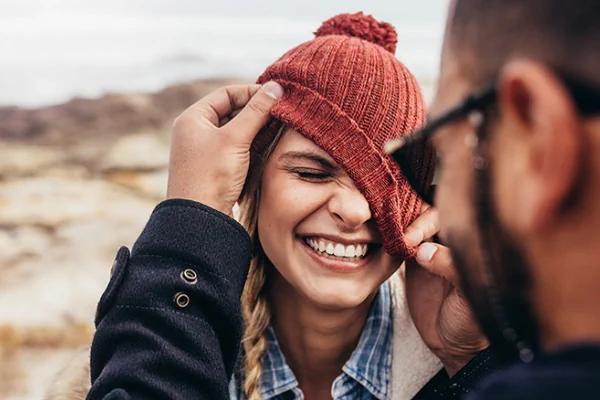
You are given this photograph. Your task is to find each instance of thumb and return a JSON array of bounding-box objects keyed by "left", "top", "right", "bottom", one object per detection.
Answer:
[
  {"left": 414, "top": 242, "right": 459, "bottom": 287},
  {"left": 223, "top": 81, "right": 284, "bottom": 144}
]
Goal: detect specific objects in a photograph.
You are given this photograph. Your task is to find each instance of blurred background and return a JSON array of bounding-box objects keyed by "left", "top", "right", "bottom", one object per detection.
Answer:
[{"left": 0, "top": 0, "right": 446, "bottom": 398}]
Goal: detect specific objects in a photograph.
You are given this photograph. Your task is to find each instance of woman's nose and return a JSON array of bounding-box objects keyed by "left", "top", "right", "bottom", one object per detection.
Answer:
[{"left": 328, "top": 187, "right": 372, "bottom": 230}]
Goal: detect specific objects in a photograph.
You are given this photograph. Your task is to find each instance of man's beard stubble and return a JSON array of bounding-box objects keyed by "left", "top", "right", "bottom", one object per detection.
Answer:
[{"left": 446, "top": 182, "right": 541, "bottom": 364}]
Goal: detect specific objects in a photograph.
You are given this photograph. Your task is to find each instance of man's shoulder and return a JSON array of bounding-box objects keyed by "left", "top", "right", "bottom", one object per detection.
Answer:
[{"left": 468, "top": 344, "right": 600, "bottom": 400}]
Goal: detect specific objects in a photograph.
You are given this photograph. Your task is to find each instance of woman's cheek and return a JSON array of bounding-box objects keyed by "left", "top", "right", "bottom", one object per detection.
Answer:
[{"left": 274, "top": 178, "right": 326, "bottom": 215}]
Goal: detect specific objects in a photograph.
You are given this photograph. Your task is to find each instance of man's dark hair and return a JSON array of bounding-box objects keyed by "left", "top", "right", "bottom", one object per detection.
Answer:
[{"left": 449, "top": 0, "right": 600, "bottom": 86}]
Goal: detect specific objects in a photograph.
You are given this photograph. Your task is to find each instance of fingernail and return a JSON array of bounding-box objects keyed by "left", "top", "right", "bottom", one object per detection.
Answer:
[
  {"left": 417, "top": 243, "right": 438, "bottom": 263},
  {"left": 263, "top": 81, "right": 284, "bottom": 100},
  {"left": 404, "top": 230, "right": 421, "bottom": 247}
]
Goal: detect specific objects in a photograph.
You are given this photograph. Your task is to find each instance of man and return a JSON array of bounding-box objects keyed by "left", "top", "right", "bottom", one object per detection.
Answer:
[{"left": 388, "top": 0, "right": 600, "bottom": 398}]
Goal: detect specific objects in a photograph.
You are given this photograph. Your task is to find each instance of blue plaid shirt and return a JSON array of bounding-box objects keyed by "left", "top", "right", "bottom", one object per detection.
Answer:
[{"left": 229, "top": 281, "right": 393, "bottom": 399}]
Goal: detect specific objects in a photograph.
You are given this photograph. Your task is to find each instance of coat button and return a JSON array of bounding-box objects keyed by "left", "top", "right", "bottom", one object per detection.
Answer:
[
  {"left": 180, "top": 269, "right": 198, "bottom": 284},
  {"left": 174, "top": 292, "right": 190, "bottom": 308}
]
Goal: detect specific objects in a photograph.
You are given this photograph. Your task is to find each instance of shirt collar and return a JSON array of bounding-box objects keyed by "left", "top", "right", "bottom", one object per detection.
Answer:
[
  {"left": 341, "top": 280, "right": 393, "bottom": 399},
  {"left": 259, "top": 281, "right": 393, "bottom": 399}
]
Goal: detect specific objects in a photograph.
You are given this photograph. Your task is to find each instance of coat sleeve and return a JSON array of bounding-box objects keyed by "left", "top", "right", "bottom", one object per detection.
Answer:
[
  {"left": 413, "top": 347, "right": 503, "bottom": 399},
  {"left": 86, "top": 199, "right": 252, "bottom": 400}
]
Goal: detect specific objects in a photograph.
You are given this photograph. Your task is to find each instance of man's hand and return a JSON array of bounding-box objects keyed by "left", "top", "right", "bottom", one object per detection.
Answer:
[
  {"left": 167, "top": 82, "right": 284, "bottom": 215},
  {"left": 404, "top": 204, "right": 489, "bottom": 376}
]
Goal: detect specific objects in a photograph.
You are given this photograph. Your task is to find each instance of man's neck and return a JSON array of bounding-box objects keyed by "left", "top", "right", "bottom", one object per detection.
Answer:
[
  {"left": 530, "top": 196, "right": 600, "bottom": 351},
  {"left": 537, "top": 251, "right": 600, "bottom": 351},
  {"left": 269, "top": 276, "right": 376, "bottom": 396}
]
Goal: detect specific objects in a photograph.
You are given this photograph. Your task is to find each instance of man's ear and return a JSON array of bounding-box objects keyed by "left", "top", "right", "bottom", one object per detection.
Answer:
[{"left": 496, "top": 60, "right": 583, "bottom": 233}]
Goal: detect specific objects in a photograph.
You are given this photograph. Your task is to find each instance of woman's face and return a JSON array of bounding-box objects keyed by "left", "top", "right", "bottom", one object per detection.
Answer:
[{"left": 257, "top": 129, "right": 400, "bottom": 310}]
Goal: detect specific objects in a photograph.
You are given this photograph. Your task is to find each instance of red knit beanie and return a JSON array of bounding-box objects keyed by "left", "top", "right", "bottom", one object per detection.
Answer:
[{"left": 252, "top": 12, "right": 436, "bottom": 259}]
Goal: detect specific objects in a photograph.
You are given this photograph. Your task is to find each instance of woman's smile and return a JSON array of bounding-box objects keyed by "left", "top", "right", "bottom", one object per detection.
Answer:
[
  {"left": 297, "top": 234, "right": 379, "bottom": 273},
  {"left": 305, "top": 236, "right": 369, "bottom": 258}
]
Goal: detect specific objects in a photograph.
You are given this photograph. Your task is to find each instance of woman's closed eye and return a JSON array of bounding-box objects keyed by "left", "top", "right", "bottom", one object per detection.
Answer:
[{"left": 290, "top": 168, "right": 333, "bottom": 182}]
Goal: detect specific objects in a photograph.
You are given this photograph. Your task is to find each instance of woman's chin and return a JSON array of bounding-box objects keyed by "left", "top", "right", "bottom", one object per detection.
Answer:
[{"left": 302, "top": 285, "right": 373, "bottom": 311}]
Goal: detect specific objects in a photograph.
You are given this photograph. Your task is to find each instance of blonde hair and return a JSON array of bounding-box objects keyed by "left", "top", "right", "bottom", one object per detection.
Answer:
[{"left": 238, "top": 124, "right": 286, "bottom": 400}]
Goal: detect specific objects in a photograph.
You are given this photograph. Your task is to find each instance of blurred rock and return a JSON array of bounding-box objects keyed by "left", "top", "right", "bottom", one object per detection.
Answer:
[
  {"left": 0, "top": 177, "right": 155, "bottom": 326},
  {"left": 0, "top": 78, "right": 246, "bottom": 142},
  {"left": 0, "top": 226, "right": 52, "bottom": 269},
  {"left": 44, "top": 165, "right": 92, "bottom": 179},
  {"left": 105, "top": 169, "right": 168, "bottom": 199},
  {"left": 100, "top": 133, "right": 169, "bottom": 172},
  {"left": 0, "top": 177, "right": 154, "bottom": 228},
  {"left": 0, "top": 345, "right": 91, "bottom": 400},
  {"left": 0, "top": 145, "right": 65, "bottom": 179}
]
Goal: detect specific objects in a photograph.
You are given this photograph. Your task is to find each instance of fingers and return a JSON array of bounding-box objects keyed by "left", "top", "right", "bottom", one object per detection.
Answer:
[
  {"left": 223, "top": 81, "right": 284, "bottom": 144},
  {"left": 414, "top": 242, "right": 459, "bottom": 287},
  {"left": 185, "top": 84, "right": 262, "bottom": 127},
  {"left": 404, "top": 206, "right": 440, "bottom": 247}
]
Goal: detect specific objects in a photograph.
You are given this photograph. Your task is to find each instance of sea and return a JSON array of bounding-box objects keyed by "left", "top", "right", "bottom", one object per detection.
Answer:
[{"left": 0, "top": 0, "right": 448, "bottom": 107}]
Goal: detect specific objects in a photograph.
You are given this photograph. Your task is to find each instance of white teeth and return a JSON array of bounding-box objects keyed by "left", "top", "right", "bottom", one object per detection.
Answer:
[
  {"left": 326, "top": 243, "right": 335, "bottom": 255},
  {"left": 355, "top": 244, "right": 362, "bottom": 256},
  {"left": 344, "top": 245, "right": 356, "bottom": 258},
  {"left": 305, "top": 238, "right": 370, "bottom": 259}
]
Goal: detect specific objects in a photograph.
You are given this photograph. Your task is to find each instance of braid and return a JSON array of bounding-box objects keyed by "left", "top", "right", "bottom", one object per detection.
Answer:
[
  {"left": 237, "top": 123, "right": 285, "bottom": 400},
  {"left": 241, "top": 253, "right": 271, "bottom": 400}
]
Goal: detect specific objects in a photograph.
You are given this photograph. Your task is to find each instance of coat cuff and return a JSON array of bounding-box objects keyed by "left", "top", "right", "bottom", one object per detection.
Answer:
[
  {"left": 95, "top": 198, "right": 252, "bottom": 325},
  {"left": 414, "top": 347, "right": 502, "bottom": 399}
]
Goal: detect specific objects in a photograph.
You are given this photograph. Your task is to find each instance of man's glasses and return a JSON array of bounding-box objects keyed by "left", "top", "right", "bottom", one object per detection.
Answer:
[{"left": 385, "top": 71, "right": 600, "bottom": 204}]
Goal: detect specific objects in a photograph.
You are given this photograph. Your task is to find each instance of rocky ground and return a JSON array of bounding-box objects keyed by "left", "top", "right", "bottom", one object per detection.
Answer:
[{"left": 0, "top": 78, "right": 244, "bottom": 399}]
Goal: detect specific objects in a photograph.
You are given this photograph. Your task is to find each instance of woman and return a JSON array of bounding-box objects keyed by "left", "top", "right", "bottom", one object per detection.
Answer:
[{"left": 231, "top": 12, "right": 440, "bottom": 400}]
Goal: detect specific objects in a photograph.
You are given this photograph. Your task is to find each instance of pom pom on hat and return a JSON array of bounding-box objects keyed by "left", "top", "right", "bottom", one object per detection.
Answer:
[{"left": 314, "top": 12, "right": 398, "bottom": 54}]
